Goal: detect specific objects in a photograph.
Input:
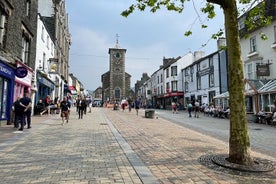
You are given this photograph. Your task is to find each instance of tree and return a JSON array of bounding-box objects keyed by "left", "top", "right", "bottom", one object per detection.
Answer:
[{"left": 121, "top": 0, "right": 273, "bottom": 166}]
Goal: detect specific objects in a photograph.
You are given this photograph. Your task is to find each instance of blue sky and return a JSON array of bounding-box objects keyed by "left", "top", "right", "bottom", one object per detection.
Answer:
[{"left": 66, "top": 0, "right": 224, "bottom": 90}]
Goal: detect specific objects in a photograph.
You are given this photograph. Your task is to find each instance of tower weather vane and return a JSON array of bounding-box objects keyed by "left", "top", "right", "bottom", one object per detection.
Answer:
[
  {"left": 116, "top": 33, "right": 119, "bottom": 44},
  {"left": 115, "top": 33, "right": 120, "bottom": 48}
]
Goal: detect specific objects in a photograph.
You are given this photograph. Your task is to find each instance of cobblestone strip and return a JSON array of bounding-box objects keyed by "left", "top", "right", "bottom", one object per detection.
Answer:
[
  {"left": 102, "top": 108, "right": 276, "bottom": 184},
  {"left": 101, "top": 110, "right": 159, "bottom": 184},
  {"left": 0, "top": 108, "right": 141, "bottom": 184}
]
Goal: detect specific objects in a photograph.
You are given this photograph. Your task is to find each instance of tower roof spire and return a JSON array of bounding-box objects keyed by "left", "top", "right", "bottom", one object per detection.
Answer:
[{"left": 115, "top": 33, "right": 120, "bottom": 48}]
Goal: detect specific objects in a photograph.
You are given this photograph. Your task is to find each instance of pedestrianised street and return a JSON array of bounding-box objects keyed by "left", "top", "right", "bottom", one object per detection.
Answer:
[{"left": 0, "top": 107, "right": 275, "bottom": 184}]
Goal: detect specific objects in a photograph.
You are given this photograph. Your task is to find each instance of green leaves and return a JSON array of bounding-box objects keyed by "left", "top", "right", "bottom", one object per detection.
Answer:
[{"left": 201, "top": 3, "right": 216, "bottom": 19}]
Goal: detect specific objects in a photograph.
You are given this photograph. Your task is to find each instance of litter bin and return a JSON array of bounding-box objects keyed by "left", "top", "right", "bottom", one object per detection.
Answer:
[{"left": 145, "top": 109, "right": 155, "bottom": 118}]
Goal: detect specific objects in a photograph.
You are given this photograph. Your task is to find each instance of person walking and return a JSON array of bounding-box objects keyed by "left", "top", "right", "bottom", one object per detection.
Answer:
[
  {"left": 171, "top": 101, "right": 177, "bottom": 114},
  {"left": 12, "top": 97, "right": 22, "bottom": 128},
  {"left": 194, "top": 100, "right": 200, "bottom": 118},
  {"left": 134, "top": 98, "right": 140, "bottom": 116},
  {"left": 77, "top": 96, "right": 86, "bottom": 119},
  {"left": 40, "top": 95, "right": 50, "bottom": 116},
  {"left": 19, "top": 91, "right": 32, "bottom": 130},
  {"left": 60, "top": 96, "right": 70, "bottom": 125},
  {"left": 187, "top": 102, "right": 193, "bottom": 118}
]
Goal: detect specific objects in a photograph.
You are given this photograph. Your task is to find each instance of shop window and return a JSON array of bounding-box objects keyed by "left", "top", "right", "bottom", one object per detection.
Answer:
[
  {"left": 0, "top": 78, "right": 8, "bottom": 119},
  {"left": 245, "top": 96, "right": 253, "bottom": 112}
]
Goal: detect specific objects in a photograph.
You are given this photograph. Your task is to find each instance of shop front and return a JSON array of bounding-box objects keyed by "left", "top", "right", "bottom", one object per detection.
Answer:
[
  {"left": 0, "top": 60, "right": 15, "bottom": 126},
  {"left": 163, "top": 92, "right": 184, "bottom": 110},
  {"left": 36, "top": 71, "right": 55, "bottom": 106},
  {"left": 14, "top": 62, "right": 33, "bottom": 101}
]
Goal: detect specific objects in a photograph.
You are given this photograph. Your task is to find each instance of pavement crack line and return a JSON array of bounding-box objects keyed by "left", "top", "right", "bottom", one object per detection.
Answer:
[{"left": 101, "top": 110, "right": 159, "bottom": 184}]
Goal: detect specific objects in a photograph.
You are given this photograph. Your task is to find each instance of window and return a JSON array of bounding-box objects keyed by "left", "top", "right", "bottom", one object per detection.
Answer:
[
  {"left": 171, "top": 81, "right": 177, "bottom": 92},
  {"left": 166, "top": 68, "right": 169, "bottom": 78},
  {"left": 197, "top": 63, "right": 200, "bottom": 71},
  {"left": 0, "top": 78, "right": 8, "bottom": 119},
  {"left": 26, "top": 0, "right": 30, "bottom": 17},
  {"left": 209, "top": 73, "right": 214, "bottom": 87},
  {"left": 185, "top": 69, "right": 189, "bottom": 76},
  {"left": 190, "top": 66, "right": 194, "bottom": 82},
  {"left": 115, "top": 89, "right": 120, "bottom": 99},
  {"left": 22, "top": 34, "right": 30, "bottom": 64},
  {"left": 157, "top": 76, "right": 159, "bottom": 84},
  {"left": 166, "top": 82, "right": 170, "bottom": 92},
  {"left": 41, "top": 26, "right": 44, "bottom": 41},
  {"left": 42, "top": 53, "right": 46, "bottom": 70},
  {"left": 209, "top": 57, "right": 213, "bottom": 66},
  {"left": 160, "top": 74, "right": 163, "bottom": 82},
  {"left": 0, "top": 13, "right": 6, "bottom": 45},
  {"left": 274, "top": 26, "right": 276, "bottom": 43},
  {"left": 47, "top": 35, "right": 49, "bottom": 49},
  {"left": 197, "top": 76, "right": 201, "bottom": 90},
  {"left": 247, "top": 63, "right": 253, "bottom": 79},
  {"left": 171, "top": 66, "right": 177, "bottom": 76},
  {"left": 250, "top": 36, "right": 257, "bottom": 52},
  {"left": 185, "top": 82, "right": 189, "bottom": 92}
]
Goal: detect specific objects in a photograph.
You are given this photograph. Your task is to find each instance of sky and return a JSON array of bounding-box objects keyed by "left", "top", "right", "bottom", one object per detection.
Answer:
[{"left": 66, "top": 0, "right": 225, "bottom": 91}]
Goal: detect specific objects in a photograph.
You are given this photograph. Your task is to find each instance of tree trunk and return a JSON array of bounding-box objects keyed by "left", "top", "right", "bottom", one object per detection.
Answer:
[{"left": 223, "top": 0, "right": 253, "bottom": 165}]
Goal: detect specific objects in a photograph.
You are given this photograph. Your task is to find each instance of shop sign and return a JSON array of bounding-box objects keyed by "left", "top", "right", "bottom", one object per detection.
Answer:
[
  {"left": 0, "top": 62, "right": 13, "bottom": 77},
  {"left": 257, "top": 64, "right": 270, "bottom": 76},
  {"left": 15, "top": 66, "right": 28, "bottom": 78}
]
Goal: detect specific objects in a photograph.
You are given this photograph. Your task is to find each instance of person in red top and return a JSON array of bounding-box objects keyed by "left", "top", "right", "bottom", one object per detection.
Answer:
[{"left": 40, "top": 95, "right": 51, "bottom": 116}]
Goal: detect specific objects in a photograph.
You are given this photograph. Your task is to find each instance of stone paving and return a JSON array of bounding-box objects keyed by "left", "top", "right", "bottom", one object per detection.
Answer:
[{"left": 0, "top": 107, "right": 275, "bottom": 184}]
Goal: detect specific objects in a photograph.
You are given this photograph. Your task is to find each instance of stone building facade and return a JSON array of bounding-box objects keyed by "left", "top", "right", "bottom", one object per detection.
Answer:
[
  {"left": 102, "top": 43, "right": 131, "bottom": 103},
  {"left": 0, "top": 0, "right": 38, "bottom": 125}
]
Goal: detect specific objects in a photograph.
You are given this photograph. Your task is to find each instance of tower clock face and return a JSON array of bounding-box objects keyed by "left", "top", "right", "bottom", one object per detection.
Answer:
[
  {"left": 113, "top": 52, "right": 121, "bottom": 64},
  {"left": 115, "top": 52, "right": 121, "bottom": 58}
]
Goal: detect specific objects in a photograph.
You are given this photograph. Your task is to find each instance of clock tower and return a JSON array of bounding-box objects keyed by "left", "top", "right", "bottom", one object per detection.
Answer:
[{"left": 102, "top": 35, "right": 131, "bottom": 103}]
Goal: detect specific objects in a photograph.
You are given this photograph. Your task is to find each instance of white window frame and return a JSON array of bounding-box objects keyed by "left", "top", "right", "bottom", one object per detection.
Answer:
[{"left": 250, "top": 36, "right": 257, "bottom": 53}]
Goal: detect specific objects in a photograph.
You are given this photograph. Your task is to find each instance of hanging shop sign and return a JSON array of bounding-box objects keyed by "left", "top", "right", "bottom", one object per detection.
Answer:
[{"left": 15, "top": 66, "right": 28, "bottom": 78}]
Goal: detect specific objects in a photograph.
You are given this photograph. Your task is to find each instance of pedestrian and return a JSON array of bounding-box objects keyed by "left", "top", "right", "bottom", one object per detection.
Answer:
[
  {"left": 12, "top": 96, "right": 22, "bottom": 128},
  {"left": 128, "top": 99, "right": 132, "bottom": 112},
  {"left": 77, "top": 96, "right": 86, "bottom": 119},
  {"left": 60, "top": 96, "right": 70, "bottom": 125},
  {"left": 194, "top": 100, "right": 200, "bottom": 118},
  {"left": 19, "top": 91, "right": 32, "bottom": 130},
  {"left": 135, "top": 98, "right": 140, "bottom": 116},
  {"left": 36, "top": 98, "right": 45, "bottom": 115},
  {"left": 171, "top": 101, "right": 177, "bottom": 114},
  {"left": 40, "top": 95, "right": 50, "bottom": 116},
  {"left": 88, "top": 97, "right": 92, "bottom": 113},
  {"left": 187, "top": 102, "right": 193, "bottom": 118}
]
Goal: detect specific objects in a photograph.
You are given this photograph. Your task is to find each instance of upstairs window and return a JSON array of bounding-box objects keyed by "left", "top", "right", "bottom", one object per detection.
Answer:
[
  {"left": 171, "top": 81, "right": 177, "bottom": 92},
  {"left": 247, "top": 63, "right": 253, "bottom": 79},
  {"left": 209, "top": 73, "right": 214, "bottom": 87},
  {"left": 26, "top": 0, "right": 30, "bottom": 17},
  {"left": 166, "top": 68, "right": 169, "bottom": 78},
  {"left": 250, "top": 36, "right": 257, "bottom": 53},
  {"left": 274, "top": 26, "right": 276, "bottom": 43},
  {"left": 21, "top": 34, "right": 30, "bottom": 64},
  {"left": 171, "top": 66, "right": 177, "bottom": 76},
  {"left": 41, "top": 26, "right": 44, "bottom": 41},
  {"left": 0, "top": 13, "right": 6, "bottom": 45}
]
